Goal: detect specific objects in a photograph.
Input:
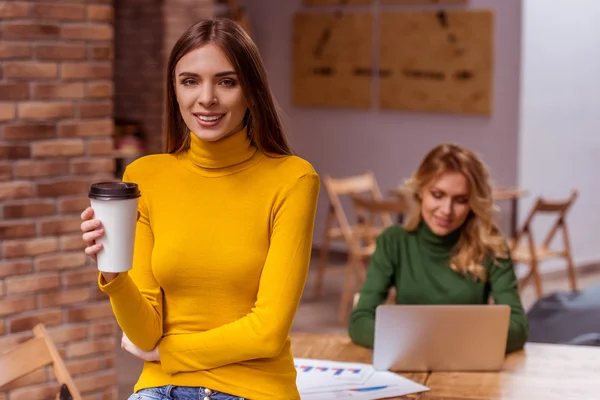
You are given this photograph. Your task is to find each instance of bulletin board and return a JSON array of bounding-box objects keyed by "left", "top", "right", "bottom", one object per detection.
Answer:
[
  {"left": 378, "top": 10, "right": 493, "bottom": 115},
  {"left": 292, "top": 12, "right": 373, "bottom": 109},
  {"left": 380, "top": 0, "right": 467, "bottom": 4},
  {"left": 303, "top": 0, "right": 373, "bottom": 6}
]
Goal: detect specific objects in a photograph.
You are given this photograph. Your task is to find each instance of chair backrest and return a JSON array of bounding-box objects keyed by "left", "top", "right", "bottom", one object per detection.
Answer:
[
  {"left": 322, "top": 172, "right": 394, "bottom": 244},
  {"left": 511, "top": 190, "right": 578, "bottom": 251},
  {"left": 0, "top": 324, "right": 82, "bottom": 400}
]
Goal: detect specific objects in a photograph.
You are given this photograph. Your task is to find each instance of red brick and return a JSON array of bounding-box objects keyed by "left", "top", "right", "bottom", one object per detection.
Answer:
[
  {"left": 39, "top": 216, "right": 82, "bottom": 235},
  {"left": 38, "top": 288, "right": 91, "bottom": 308},
  {"left": 58, "top": 196, "right": 90, "bottom": 213},
  {"left": 87, "top": 5, "right": 113, "bottom": 21},
  {"left": 0, "top": 104, "right": 17, "bottom": 121},
  {"left": 67, "top": 354, "right": 113, "bottom": 377},
  {"left": 3, "top": 237, "right": 58, "bottom": 258},
  {"left": 0, "top": 163, "right": 12, "bottom": 181},
  {"left": 15, "top": 160, "right": 69, "bottom": 178},
  {"left": 34, "top": 83, "right": 85, "bottom": 99},
  {"left": 37, "top": 179, "right": 88, "bottom": 198},
  {"left": 5, "top": 273, "right": 60, "bottom": 295},
  {"left": 0, "top": 259, "right": 33, "bottom": 279},
  {"left": 47, "top": 324, "right": 88, "bottom": 345},
  {"left": 60, "top": 119, "right": 113, "bottom": 137},
  {"left": 2, "top": 124, "right": 56, "bottom": 141},
  {"left": 2, "top": 23, "right": 60, "bottom": 39},
  {"left": 5, "top": 62, "right": 58, "bottom": 80},
  {"left": 0, "top": 296, "right": 36, "bottom": 317},
  {"left": 0, "top": 282, "right": 5, "bottom": 297},
  {"left": 90, "top": 46, "right": 113, "bottom": 60},
  {"left": 75, "top": 371, "right": 116, "bottom": 394},
  {"left": 18, "top": 102, "right": 73, "bottom": 120},
  {"left": 0, "top": 144, "right": 29, "bottom": 159},
  {"left": 9, "top": 308, "right": 63, "bottom": 332},
  {"left": 62, "top": 63, "right": 112, "bottom": 80},
  {"left": 87, "top": 138, "right": 114, "bottom": 155},
  {"left": 63, "top": 267, "right": 98, "bottom": 286},
  {"left": 33, "top": 3, "right": 85, "bottom": 20},
  {"left": 0, "top": 2, "right": 31, "bottom": 18},
  {"left": 60, "top": 233, "right": 87, "bottom": 250},
  {"left": 79, "top": 101, "right": 113, "bottom": 118},
  {"left": 62, "top": 24, "right": 112, "bottom": 41},
  {"left": 102, "top": 387, "right": 118, "bottom": 400},
  {"left": 0, "top": 42, "right": 32, "bottom": 59},
  {"left": 0, "top": 221, "right": 35, "bottom": 239},
  {"left": 37, "top": 251, "right": 86, "bottom": 271},
  {"left": 7, "top": 383, "right": 60, "bottom": 400},
  {"left": 36, "top": 44, "right": 86, "bottom": 60},
  {"left": 0, "top": 182, "right": 33, "bottom": 200},
  {"left": 71, "top": 158, "right": 115, "bottom": 175},
  {"left": 86, "top": 81, "right": 113, "bottom": 98},
  {"left": 3, "top": 201, "right": 56, "bottom": 218},
  {"left": 68, "top": 302, "right": 112, "bottom": 323},
  {"left": 31, "top": 139, "right": 84, "bottom": 158},
  {"left": 68, "top": 337, "right": 114, "bottom": 358},
  {"left": 0, "top": 83, "right": 29, "bottom": 101},
  {"left": 89, "top": 320, "right": 115, "bottom": 338},
  {"left": 0, "top": 369, "right": 46, "bottom": 391},
  {"left": 0, "top": 320, "right": 4, "bottom": 335}
]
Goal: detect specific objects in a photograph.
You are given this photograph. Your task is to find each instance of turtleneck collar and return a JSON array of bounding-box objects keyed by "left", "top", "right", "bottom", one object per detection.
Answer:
[
  {"left": 179, "top": 126, "right": 261, "bottom": 177},
  {"left": 416, "top": 219, "right": 461, "bottom": 258}
]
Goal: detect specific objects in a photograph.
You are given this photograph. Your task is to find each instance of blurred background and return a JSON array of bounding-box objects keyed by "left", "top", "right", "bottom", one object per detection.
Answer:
[{"left": 1, "top": 0, "right": 600, "bottom": 398}]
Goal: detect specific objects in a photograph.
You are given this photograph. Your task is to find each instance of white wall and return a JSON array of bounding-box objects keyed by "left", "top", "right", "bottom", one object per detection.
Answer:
[
  {"left": 519, "top": 0, "right": 600, "bottom": 269},
  {"left": 246, "top": 0, "right": 523, "bottom": 249}
]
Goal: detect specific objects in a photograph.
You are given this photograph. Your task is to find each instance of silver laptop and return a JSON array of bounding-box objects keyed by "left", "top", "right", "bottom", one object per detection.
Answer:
[{"left": 373, "top": 304, "right": 511, "bottom": 372}]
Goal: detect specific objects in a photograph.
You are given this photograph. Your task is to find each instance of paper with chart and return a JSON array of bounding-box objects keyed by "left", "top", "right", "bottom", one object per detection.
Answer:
[{"left": 295, "top": 358, "right": 429, "bottom": 399}]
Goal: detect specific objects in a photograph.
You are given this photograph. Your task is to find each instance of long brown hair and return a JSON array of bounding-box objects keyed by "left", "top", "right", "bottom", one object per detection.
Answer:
[
  {"left": 403, "top": 144, "right": 508, "bottom": 281},
  {"left": 165, "top": 18, "right": 292, "bottom": 156}
]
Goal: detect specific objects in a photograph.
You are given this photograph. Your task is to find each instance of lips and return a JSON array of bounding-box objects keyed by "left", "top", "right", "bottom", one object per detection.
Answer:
[{"left": 194, "top": 113, "right": 225, "bottom": 122}]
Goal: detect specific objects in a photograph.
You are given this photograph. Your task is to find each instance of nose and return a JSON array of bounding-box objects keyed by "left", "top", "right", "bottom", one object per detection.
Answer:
[
  {"left": 440, "top": 198, "right": 452, "bottom": 216},
  {"left": 197, "top": 84, "right": 216, "bottom": 107}
]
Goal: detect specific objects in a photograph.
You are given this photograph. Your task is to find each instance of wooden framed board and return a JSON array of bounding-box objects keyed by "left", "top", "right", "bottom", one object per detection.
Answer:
[
  {"left": 303, "top": 0, "right": 374, "bottom": 6},
  {"left": 379, "top": 10, "right": 494, "bottom": 115},
  {"left": 293, "top": 12, "right": 373, "bottom": 109},
  {"left": 380, "top": 0, "right": 468, "bottom": 4}
]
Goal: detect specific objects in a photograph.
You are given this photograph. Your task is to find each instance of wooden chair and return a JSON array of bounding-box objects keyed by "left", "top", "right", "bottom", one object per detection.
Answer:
[
  {"left": 0, "top": 324, "right": 82, "bottom": 400},
  {"left": 509, "top": 190, "right": 578, "bottom": 299},
  {"left": 336, "top": 194, "right": 410, "bottom": 324},
  {"left": 313, "top": 172, "right": 394, "bottom": 301}
]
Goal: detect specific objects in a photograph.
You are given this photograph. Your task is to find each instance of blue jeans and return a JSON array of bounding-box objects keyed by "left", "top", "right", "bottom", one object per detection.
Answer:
[{"left": 128, "top": 385, "right": 246, "bottom": 400}]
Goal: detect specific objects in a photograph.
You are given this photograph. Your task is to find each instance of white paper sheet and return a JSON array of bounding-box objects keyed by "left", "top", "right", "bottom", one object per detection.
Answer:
[{"left": 295, "top": 358, "right": 429, "bottom": 400}]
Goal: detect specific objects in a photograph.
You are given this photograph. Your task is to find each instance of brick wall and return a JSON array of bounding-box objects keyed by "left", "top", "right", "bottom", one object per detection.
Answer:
[
  {"left": 114, "top": 0, "right": 216, "bottom": 155},
  {"left": 0, "top": 1, "right": 117, "bottom": 399}
]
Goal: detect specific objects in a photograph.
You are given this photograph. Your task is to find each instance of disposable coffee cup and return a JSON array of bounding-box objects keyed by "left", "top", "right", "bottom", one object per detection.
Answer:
[{"left": 88, "top": 182, "right": 141, "bottom": 273}]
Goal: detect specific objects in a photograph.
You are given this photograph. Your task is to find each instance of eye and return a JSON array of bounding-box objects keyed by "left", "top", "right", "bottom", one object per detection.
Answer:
[
  {"left": 181, "top": 79, "right": 197, "bottom": 86},
  {"left": 455, "top": 196, "right": 469, "bottom": 204},
  {"left": 220, "top": 78, "right": 237, "bottom": 87},
  {"left": 430, "top": 190, "right": 443, "bottom": 199}
]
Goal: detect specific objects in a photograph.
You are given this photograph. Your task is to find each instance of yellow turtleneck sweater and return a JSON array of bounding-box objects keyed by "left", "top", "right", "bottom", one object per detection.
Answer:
[{"left": 98, "top": 128, "right": 320, "bottom": 399}]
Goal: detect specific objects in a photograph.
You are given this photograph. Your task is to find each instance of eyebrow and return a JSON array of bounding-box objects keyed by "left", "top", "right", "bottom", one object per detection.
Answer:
[{"left": 178, "top": 71, "right": 237, "bottom": 78}]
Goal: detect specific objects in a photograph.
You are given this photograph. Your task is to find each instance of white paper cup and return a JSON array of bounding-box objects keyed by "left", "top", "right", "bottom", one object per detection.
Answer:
[{"left": 89, "top": 182, "right": 141, "bottom": 273}]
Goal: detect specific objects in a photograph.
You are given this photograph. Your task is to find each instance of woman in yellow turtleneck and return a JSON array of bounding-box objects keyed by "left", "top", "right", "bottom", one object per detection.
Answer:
[{"left": 80, "top": 19, "right": 319, "bottom": 400}]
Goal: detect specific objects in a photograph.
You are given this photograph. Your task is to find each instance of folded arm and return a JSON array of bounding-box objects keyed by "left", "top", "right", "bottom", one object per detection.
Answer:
[{"left": 158, "top": 173, "right": 320, "bottom": 374}]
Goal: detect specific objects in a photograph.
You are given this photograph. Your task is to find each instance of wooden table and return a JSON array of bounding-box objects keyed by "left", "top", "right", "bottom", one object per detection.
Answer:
[{"left": 291, "top": 332, "right": 600, "bottom": 399}]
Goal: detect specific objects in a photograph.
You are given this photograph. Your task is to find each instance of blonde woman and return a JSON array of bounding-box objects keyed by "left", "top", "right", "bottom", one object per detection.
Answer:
[{"left": 348, "top": 144, "right": 528, "bottom": 354}]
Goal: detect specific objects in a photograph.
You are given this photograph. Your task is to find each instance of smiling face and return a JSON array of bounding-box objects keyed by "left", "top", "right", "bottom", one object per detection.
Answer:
[
  {"left": 420, "top": 171, "right": 471, "bottom": 236},
  {"left": 174, "top": 43, "right": 248, "bottom": 142}
]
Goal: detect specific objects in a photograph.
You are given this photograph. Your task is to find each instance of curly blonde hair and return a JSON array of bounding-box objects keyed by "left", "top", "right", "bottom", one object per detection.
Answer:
[{"left": 403, "top": 144, "right": 508, "bottom": 281}]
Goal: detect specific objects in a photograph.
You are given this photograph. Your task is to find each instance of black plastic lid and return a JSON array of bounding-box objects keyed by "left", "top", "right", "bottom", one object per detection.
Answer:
[{"left": 89, "top": 181, "right": 141, "bottom": 200}]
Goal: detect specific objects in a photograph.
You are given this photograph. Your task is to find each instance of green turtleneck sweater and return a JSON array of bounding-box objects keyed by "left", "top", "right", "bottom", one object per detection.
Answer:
[{"left": 348, "top": 222, "right": 528, "bottom": 354}]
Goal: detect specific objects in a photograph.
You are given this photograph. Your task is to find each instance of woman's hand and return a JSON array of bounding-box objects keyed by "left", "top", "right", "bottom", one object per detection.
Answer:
[
  {"left": 121, "top": 333, "right": 160, "bottom": 362},
  {"left": 80, "top": 206, "right": 118, "bottom": 282}
]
